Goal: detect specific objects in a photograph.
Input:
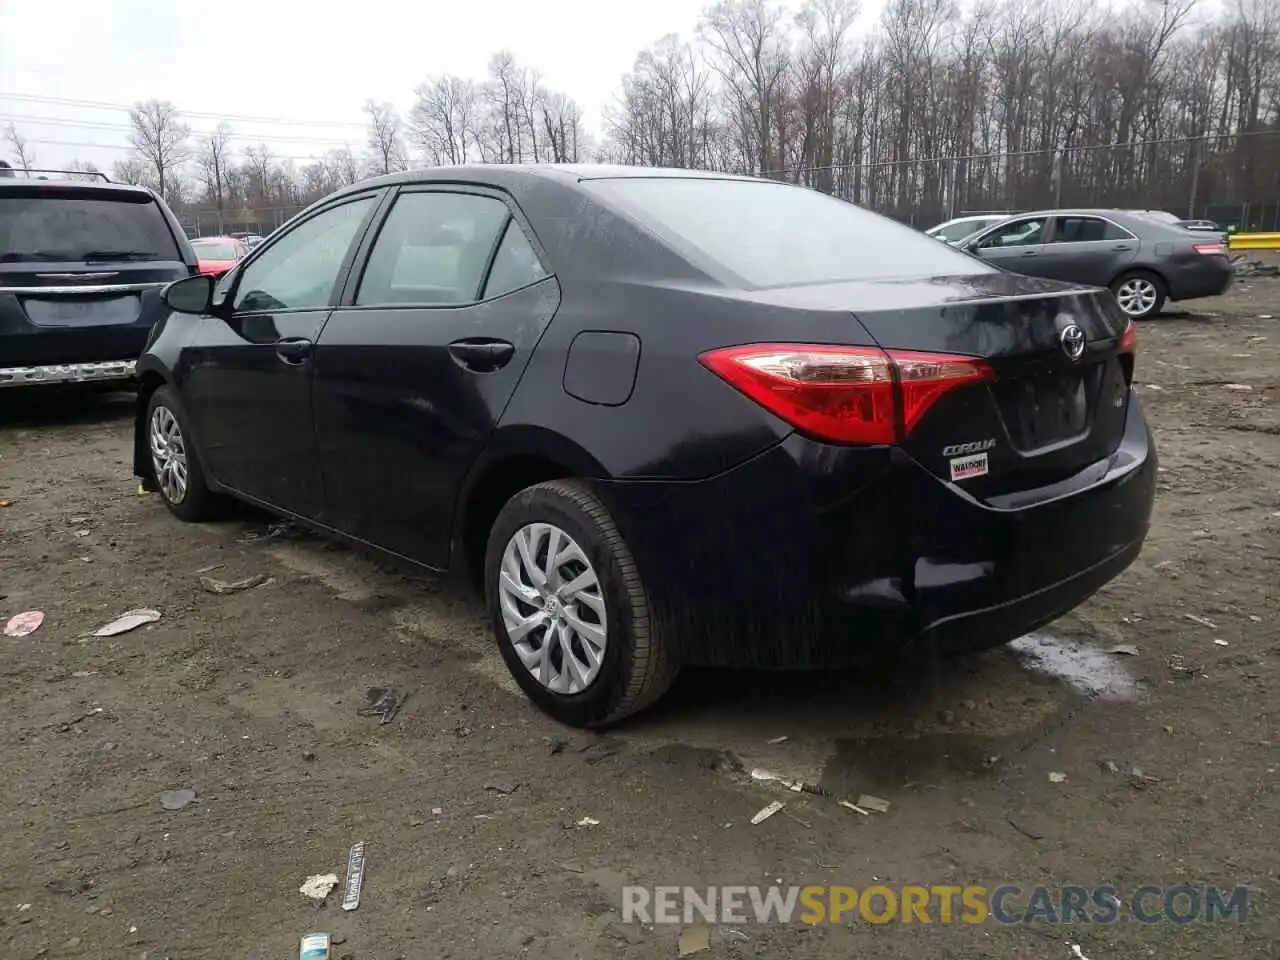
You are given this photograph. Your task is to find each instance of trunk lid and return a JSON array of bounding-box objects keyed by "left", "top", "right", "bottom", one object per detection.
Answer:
[{"left": 755, "top": 272, "right": 1134, "bottom": 499}]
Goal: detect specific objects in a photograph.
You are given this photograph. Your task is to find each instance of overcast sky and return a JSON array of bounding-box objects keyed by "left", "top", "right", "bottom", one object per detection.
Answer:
[{"left": 0, "top": 0, "right": 741, "bottom": 171}]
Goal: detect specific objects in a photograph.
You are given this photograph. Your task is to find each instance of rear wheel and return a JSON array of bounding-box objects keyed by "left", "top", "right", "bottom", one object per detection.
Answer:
[
  {"left": 484, "top": 479, "right": 677, "bottom": 728},
  {"left": 147, "top": 385, "right": 220, "bottom": 522},
  {"left": 1110, "top": 271, "right": 1166, "bottom": 320}
]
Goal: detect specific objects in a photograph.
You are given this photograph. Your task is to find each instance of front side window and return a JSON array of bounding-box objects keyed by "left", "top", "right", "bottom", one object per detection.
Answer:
[
  {"left": 583, "top": 177, "right": 994, "bottom": 288},
  {"left": 978, "top": 218, "right": 1045, "bottom": 248},
  {"left": 233, "top": 196, "right": 375, "bottom": 312},
  {"left": 356, "top": 192, "right": 511, "bottom": 306}
]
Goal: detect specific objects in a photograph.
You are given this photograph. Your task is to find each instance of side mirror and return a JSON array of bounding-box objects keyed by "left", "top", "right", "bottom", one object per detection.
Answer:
[{"left": 163, "top": 274, "right": 216, "bottom": 315}]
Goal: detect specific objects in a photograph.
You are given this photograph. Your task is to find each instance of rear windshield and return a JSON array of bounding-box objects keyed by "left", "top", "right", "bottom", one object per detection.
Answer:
[
  {"left": 0, "top": 193, "right": 181, "bottom": 261},
  {"left": 193, "top": 241, "right": 239, "bottom": 260},
  {"left": 584, "top": 177, "right": 993, "bottom": 288}
]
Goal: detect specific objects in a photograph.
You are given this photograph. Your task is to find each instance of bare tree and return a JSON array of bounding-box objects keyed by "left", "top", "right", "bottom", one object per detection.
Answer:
[
  {"left": 65, "top": 159, "right": 104, "bottom": 182},
  {"left": 3, "top": 123, "right": 36, "bottom": 172},
  {"left": 195, "top": 123, "right": 234, "bottom": 231},
  {"left": 128, "top": 99, "right": 191, "bottom": 201},
  {"left": 241, "top": 144, "right": 276, "bottom": 207},
  {"left": 363, "top": 100, "right": 409, "bottom": 174},
  {"left": 409, "top": 75, "right": 480, "bottom": 164},
  {"left": 110, "top": 156, "right": 153, "bottom": 188}
]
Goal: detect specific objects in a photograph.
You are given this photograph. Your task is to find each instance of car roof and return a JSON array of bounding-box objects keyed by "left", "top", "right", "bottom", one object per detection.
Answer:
[
  {"left": 0, "top": 178, "right": 155, "bottom": 199},
  {"left": 328, "top": 163, "right": 767, "bottom": 200},
  {"left": 192, "top": 236, "right": 240, "bottom": 243}
]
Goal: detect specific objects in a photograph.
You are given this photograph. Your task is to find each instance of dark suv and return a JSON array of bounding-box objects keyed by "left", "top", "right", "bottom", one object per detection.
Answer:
[{"left": 0, "top": 168, "right": 198, "bottom": 389}]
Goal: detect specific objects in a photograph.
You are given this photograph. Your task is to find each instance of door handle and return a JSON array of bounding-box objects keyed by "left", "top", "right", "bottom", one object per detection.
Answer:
[
  {"left": 275, "top": 337, "right": 313, "bottom": 364},
  {"left": 448, "top": 338, "right": 515, "bottom": 372},
  {"left": 1112, "top": 244, "right": 1132, "bottom": 251},
  {"left": 1021, "top": 249, "right": 1038, "bottom": 257}
]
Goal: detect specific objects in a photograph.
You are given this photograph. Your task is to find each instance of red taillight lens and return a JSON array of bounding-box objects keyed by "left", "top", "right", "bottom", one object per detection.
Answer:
[
  {"left": 1119, "top": 318, "right": 1136, "bottom": 354},
  {"left": 698, "top": 343, "right": 991, "bottom": 445},
  {"left": 1192, "top": 242, "right": 1226, "bottom": 255}
]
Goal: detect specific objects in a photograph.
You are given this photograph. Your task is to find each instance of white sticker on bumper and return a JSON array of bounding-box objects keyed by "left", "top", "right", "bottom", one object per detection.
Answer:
[{"left": 949, "top": 452, "right": 989, "bottom": 481}]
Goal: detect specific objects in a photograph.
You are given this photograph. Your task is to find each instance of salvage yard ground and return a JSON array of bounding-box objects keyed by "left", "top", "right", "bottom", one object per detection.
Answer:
[{"left": 1, "top": 268, "right": 1278, "bottom": 960}]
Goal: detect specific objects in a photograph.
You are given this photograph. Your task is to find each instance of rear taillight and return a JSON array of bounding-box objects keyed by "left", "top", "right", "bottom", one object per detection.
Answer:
[
  {"left": 698, "top": 343, "right": 992, "bottom": 445},
  {"left": 1192, "top": 242, "right": 1226, "bottom": 255},
  {"left": 1119, "top": 318, "right": 1136, "bottom": 354}
]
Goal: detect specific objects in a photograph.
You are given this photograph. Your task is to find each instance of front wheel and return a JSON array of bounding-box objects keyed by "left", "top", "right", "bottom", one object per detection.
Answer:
[
  {"left": 146, "top": 385, "right": 221, "bottom": 522},
  {"left": 1110, "top": 271, "right": 1167, "bottom": 320},
  {"left": 484, "top": 480, "right": 677, "bottom": 728}
]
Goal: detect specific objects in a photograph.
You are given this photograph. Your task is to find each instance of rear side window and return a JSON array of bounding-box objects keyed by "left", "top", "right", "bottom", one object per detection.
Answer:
[
  {"left": 1050, "top": 217, "right": 1132, "bottom": 243},
  {"left": 193, "top": 241, "right": 240, "bottom": 260},
  {"left": 0, "top": 193, "right": 181, "bottom": 261},
  {"left": 583, "top": 178, "right": 993, "bottom": 288},
  {"left": 482, "top": 220, "right": 549, "bottom": 300}
]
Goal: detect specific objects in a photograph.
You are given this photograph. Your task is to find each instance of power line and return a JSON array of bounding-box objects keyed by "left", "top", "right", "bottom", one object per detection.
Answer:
[
  {"left": 0, "top": 92, "right": 368, "bottom": 130},
  {"left": 1, "top": 112, "right": 363, "bottom": 147},
  {"left": 20, "top": 137, "right": 331, "bottom": 164}
]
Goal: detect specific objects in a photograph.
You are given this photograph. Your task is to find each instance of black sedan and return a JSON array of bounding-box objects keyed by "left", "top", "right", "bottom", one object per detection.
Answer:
[
  {"left": 134, "top": 166, "right": 1157, "bottom": 727},
  {"left": 959, "top": 208, "right": 1232, "bottom": 320}
]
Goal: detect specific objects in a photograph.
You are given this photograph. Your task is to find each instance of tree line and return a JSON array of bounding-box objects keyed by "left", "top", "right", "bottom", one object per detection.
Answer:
[{"left": 4, "top": 0, "right": 1278, "bottom": 233}]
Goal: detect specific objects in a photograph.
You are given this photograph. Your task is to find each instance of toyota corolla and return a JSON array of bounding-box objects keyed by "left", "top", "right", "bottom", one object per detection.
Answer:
[{"left": 133, "top": 165, "right": 1156, "bottom": 727}]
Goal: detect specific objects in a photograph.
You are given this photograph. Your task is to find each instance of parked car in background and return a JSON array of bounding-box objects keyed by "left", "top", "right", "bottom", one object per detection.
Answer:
[
  {"left": 190, "top": 236, "right": 249, "bottom": 277},
  {"left": 1, "top": 168, "right": 197, "bottom": 389},
  {"left": 959, "top": 208, "right": 1231, "bottom": 320},
  {"left": 135, "top": 165, "right": 1155, "bottom": 726},
  {"left": 229, "top": 231, "right": 266, "bottom": 249},
  {"left": 925, "top": 213, "right": 1012, "bottom": 245}
]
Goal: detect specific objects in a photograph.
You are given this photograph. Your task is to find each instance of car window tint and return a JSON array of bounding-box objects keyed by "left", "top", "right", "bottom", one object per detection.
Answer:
[
  {"left": 979, "top": 218, "right": 1044, "bottom": 248},
  {"left": 356, "top": 192, "right": 511, "bottom": 306},
  {"left": 483, "top": 220, "right": 549, "bottom": 299},
  {"left": 233, "top": 197, "right": 374, "bottom": 312},
  {"left": 1049, "top": 217, "right": 1107, "bottom": 243},
  {"left": 582, "top": 178, "right": 994, "bottom": 287},
  {"left": 1101, "top": 220, "right": 1133, "bottom": 241},
  {"left": 0, "top": 194, "right": 181, "bottom": 260}
]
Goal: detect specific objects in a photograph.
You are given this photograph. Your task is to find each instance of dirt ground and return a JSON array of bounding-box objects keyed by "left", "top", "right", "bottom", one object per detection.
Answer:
[{"left": 1, "top": 270, "right": 1278, "bottom": 960}]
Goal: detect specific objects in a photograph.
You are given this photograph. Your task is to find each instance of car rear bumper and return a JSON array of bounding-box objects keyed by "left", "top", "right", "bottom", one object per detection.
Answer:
[
  {"left": 599, "top": 391, "right": 1157, "bottom": 669},
  {"left": 1166, "top": 256, "right": 1232, "bottom": 301},
  {"left": 0, "top": 358, "right": 137, "bottom": 387}
]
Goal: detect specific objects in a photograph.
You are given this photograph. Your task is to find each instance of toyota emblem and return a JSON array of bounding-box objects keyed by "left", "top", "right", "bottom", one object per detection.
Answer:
[{"left": 1059, "top": 324, "right": 1086, "bottom": 360}]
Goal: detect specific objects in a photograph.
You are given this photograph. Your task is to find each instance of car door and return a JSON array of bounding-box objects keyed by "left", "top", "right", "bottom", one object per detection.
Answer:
[
  {"left": 1035, "top": 215, "right": 1138, "bottom": 285},
  {"left": 311, "top": 186, "right": 560, "bottom": 568},
  {"left": 970, "top": 216, "right": 1051, "bottom": 277},
  {"left": 180, "top": 192, "right": 383, "bottom": 517}
]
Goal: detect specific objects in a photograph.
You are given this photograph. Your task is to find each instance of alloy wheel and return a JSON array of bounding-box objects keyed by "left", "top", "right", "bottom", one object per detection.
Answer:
[
  {"left": 1115, "top": 277, "right": 1158, "bottom": 317},
  {"left": 498, "top": 522, "right": 608, "bottom": 695},
  {"left": 149, "top": 405, "right": 189, "bottom": 505}
]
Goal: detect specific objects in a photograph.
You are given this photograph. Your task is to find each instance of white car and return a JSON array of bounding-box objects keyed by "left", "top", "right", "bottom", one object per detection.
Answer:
[{"left": 926, "top": 214, "right": 1012, "bottom": 245}]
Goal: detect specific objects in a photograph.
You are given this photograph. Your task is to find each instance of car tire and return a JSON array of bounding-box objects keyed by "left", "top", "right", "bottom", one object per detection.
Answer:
[
  {"left": 1110, "top": 270, "right": 1167, "bottom": 320},
  {"left": 146, "top": 385, "right": 221, "bottom": 522},
  {"left": 485, "top": 479, "right": 677, "bottom": 728}
]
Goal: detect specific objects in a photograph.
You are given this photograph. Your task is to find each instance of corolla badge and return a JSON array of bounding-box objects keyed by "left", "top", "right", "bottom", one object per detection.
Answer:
[{"left": 1059, "top": 323, "right": 1086, "bottom": 360}]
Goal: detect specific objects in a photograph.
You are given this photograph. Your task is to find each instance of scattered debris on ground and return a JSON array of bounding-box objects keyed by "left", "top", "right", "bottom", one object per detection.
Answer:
[
  {"left": 751, "top": 801, "right": 785, "bottom": 824},
  {"left": 299, "top": 874, "right": 339, "bottom": 903},
  {"left": 357, "top": 687, "right": 407, "bottom": 724},
  {"left": 4, "top": 610, "right": 43, "bottom": 637},
  {"left": 342, "top": 841, "right": 366, "bottom": 912},
  {"left": 200, "top": 573, "right": 271, "bottom": 595},
  {"left": 93, "top": 608, "right": 160, "bottom": 637},
  {"left": 678, "top": 923, "right": 711, "bottom": 956},
  {"left": 159, "top": 788, "right": 197, "bottom": 811}
]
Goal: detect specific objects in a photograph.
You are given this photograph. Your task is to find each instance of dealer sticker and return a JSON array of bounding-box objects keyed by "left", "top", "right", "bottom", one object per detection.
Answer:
[{"left": 949, "top": 452, "right": 989, "bottom": 482}]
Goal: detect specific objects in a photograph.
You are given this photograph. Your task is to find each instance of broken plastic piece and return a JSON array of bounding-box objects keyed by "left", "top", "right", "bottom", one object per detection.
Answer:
[
  {"left": 200, "top": 574, "right": 270, "bottom": 595},
  {"left": 357, "top": 687, "right": 407, "bottom": 724},
  {"left": 751, "top": 800, "right": 785, "bottom": 824},
  {"left": 94, "top": 609, "right": 160, "bottom": 637},
  {"left": 855, "top": 794, "right": 891, "bottom": 812},
  {"left": 4, "top": 611, "right": 44, "bottom": 638},
  {"left": 159, "top": 788, "right": 196, "bottom": 811}
]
